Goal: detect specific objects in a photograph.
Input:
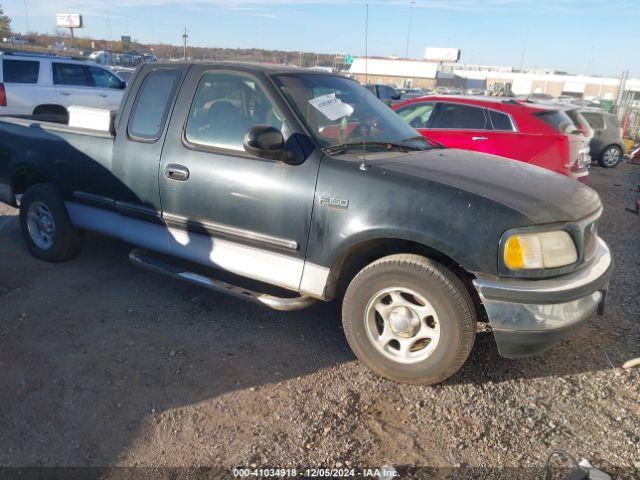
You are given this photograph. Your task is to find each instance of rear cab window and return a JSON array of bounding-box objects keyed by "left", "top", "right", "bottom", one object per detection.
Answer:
[
  {"left": 128, "top": 69, "right": 182, "bottom": 141},
  {"left": 2, "top": 59, "right": 40, "bottom": 84}
]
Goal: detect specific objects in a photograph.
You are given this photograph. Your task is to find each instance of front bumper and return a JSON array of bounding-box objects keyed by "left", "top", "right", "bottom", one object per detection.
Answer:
[{"left": 473, "top": 238, "right": 613, "bottom": 358}]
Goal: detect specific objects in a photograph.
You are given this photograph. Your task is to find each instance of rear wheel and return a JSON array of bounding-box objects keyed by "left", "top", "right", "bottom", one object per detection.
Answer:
[
  {"left": 599, "top": 145, "right": 622, "bottom": 168},
  {"left": 342, "top": 254, "right": 476, "bottom": 384},
  {"left": 19, "top": 183, "right": 83, "bottom": 262}
]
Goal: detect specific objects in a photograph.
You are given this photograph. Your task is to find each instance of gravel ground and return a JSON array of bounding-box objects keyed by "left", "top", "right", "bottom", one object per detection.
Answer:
[{"left": 0, "top": 164, "right": 638, "bottom": 478}]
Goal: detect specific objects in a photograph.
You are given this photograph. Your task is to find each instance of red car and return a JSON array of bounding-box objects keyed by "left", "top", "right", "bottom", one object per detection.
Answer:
[{"left": 392, "top": 96, "right": 590, "bottom": 181}]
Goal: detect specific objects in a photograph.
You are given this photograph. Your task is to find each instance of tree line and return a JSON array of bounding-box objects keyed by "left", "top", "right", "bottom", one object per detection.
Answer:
[
  {"left": 0, "top": 3, "right": 11, "bottom": 39},
  {"left": 0, "top": 5, "right": 344, "bottom": 69}
]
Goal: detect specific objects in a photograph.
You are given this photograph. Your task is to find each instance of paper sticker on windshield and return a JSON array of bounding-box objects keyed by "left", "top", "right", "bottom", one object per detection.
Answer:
[{"left": 308, "top": 93, "right": 354, "bottom": 121}]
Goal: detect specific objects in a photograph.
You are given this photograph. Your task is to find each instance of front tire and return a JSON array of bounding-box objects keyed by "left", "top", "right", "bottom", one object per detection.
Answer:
[
  {"left": 19, "top": 183, "right": 83, "bottom": 262},
  {"left": 342, "top": 254, "right": 476, "bottom": 385},
  {"left": 598, "top": 145, "right": 622, "bottom": 168}
]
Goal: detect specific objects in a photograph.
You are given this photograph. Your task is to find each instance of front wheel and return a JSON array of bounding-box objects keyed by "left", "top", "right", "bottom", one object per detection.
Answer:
[
  {"left": 342, "top": 254, "right": 476, "bottom": 385},
  {"left": 599, "top": 145, "right": 622, "bottom": 168},
  {"left": 19, "top": 183, "right": 83, "bottom": 262}
]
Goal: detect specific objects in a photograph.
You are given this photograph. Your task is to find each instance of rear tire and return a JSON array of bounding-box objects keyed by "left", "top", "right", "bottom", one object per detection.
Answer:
[
  {"left": 19, "top": 183, "right": 83, "bottom": 262},
  {"left": 342, "top": 254, "right": 476, "bottom": 385},
  {"left": 598, "top": 145, "right": 622, "bottom": 168}
]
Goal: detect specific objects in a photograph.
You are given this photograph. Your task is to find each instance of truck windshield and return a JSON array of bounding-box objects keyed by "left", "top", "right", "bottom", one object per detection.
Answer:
[{"left": 272, "top": 73, "right": 431, "bottom": 152}]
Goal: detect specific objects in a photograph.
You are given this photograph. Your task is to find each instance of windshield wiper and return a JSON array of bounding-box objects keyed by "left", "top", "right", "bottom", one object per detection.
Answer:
[
  {"left": 401, "top": 135, "right": 446, "bottom": 148},
  {"left": 323, "top": 141, "right": 422, "bottom": 156}
]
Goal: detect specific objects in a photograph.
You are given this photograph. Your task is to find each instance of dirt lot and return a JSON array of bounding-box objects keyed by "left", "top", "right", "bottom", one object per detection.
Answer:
[{"left": 0, "top": 164, "right": 638, "bottom": 477}]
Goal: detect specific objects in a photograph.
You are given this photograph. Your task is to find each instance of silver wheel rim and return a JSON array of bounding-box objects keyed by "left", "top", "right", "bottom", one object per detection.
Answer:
[
  {"left": 365, "top": 287, "right": 441, "bottom": 364},
  {"left": 603, "top": 148, "right": 620, "bottom": 166},
  {"left": 26, "top": 201, "right": 55, "bottom": 249}
]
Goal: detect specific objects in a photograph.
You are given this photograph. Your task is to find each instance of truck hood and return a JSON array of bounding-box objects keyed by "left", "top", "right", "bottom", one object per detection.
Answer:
[{"left": 359, "top": 148, "right": 601, "bottom": 224}]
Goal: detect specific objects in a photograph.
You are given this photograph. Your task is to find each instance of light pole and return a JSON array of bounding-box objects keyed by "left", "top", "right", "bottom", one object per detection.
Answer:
[
  {"left": 22, "top": 0, "right": 30, "bottom": 32},
  {"left": 182, "top": 27, "right": 188, "bottom": 60},
  {"left": 519, "top": 26, "right": 529, "bottom": 71},
  {"left": 404, "top": 1, "right": 415, "bottom": 59}
]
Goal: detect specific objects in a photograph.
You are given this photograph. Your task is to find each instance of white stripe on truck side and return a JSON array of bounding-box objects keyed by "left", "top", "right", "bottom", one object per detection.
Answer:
[{"left": 66, "top": 201, "right": 330, "bottom": 298}]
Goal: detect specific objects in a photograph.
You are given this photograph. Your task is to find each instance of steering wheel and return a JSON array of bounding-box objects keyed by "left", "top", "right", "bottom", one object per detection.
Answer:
[{"left": 344, "top": 117, "right": 393, "bottom": 144}]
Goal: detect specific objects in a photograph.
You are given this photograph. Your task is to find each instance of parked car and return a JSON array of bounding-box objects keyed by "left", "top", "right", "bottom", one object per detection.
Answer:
[
  {"left": 579, "top": 109, "right": 625, "bottom": 168},
  {"left": 564, "top": 108, "right": 593, "bottom": 136},
  {"left": 0, "top": 63, "right": 612, "bottom": 385},
  {"left": 393, "top": 95, "right": 590, "bottom": 181},
  {"left": 434, "top": 87, "right": 462, "bottom": 95},
  {"left": 398, "top": 87, "right": 428, "bottom": 100},
  {"left": 109, "top": 67, "right": 135, "bottom": 83},
  {"left": 524, "top": 93, "right": 554, "bottom": 101},
  {"left": 555, "top": 95, "right": 577, "bottom": 103},
  {"left": 49, "top": 42, "right": 78, "bottom": 52},
  {"left": 364, "top": 83, "right": 402, "bottom": 105},
  {"left": 89, "top": 50, "right": 113, "bottom": 65},
  {"left": 564, "top": 107, "right": 594, "bottom": 171},
  {"left": 523, "top": 100, "right": 597, "bottom": 175},
  {"left": 2, "top": 36, "right": 28, "bottom": 46},
  {"left": 465, "top": 88, "right": 486, "bottom": 96},
  {"left": 0, "top": 52, "right": 126, "bottom": 123}
]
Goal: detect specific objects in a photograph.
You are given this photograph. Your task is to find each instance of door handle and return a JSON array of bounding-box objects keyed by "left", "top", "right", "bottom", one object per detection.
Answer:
[
  {"left": 472, "top": 136, "right": 488, "bottom": 141},
  {"left": 59, "top": 91, "right": 71, "bottom": 96},
  {"left": 164, "top": 164, "right": 190, "bottom": 181},
  {"left": 98, "top": 93, "right": 108, "bottom": 97}
]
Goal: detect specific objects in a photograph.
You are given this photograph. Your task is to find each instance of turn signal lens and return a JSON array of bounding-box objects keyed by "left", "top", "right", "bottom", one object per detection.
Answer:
[
  {"left": 504, "top": 231, "right": 577, "bottom": 270},
  {"left": 504, "top": 235, "right": 524, "bottom": 269}
]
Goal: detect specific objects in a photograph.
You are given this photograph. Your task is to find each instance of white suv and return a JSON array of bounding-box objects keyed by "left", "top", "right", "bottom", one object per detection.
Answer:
[{"left": 0, "top": 52, "right": 126, "bottom": 123}]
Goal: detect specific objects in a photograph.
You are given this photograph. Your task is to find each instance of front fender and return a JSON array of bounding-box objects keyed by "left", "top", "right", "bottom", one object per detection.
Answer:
[{"left": 306, "top": 155, "right": 533, "bottom": 277}]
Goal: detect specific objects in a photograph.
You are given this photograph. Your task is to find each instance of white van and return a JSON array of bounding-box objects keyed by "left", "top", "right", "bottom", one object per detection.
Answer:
[{"left": 0, "top": 52, "right": 125, "bottom": 123}]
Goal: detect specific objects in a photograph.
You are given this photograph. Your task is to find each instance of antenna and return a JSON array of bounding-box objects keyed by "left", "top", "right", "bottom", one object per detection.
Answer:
[{"left": 360, "top": 3, "right": 370, "bottom": 172}]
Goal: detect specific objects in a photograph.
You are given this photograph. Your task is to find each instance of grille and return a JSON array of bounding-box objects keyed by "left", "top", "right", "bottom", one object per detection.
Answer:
[{"left": 583, "top": 221, "right": 598, "bottom": 261}]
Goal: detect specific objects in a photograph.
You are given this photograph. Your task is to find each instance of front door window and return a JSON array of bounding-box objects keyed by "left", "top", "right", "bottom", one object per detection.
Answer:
[{"left": 185, "top": 71, "right": 283, "bottom": 152}]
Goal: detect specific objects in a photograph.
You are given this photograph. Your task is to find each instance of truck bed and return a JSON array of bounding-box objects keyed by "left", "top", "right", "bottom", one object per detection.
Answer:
[{"left": 0, "top": 117, "right": 115, "bottom": 206}]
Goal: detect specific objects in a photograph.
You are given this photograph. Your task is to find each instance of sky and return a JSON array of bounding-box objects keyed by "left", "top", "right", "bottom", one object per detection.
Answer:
[{"left": 2, "top": 0, "right": 639, "bottom": 77}]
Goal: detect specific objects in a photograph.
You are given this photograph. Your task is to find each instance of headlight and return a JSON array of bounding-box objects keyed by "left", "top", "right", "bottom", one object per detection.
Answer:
[{"left": 504, "top": 231, "right": 577, "bottom": 269}]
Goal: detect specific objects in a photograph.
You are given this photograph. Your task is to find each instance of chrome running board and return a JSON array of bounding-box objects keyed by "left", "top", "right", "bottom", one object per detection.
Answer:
[{"left": 129, "top": 249, "right": 316, "bottom": 311}]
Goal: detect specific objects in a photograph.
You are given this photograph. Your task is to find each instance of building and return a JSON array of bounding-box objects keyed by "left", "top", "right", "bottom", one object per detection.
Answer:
[
  {"left": 349, "top": 57, "right": 439, "bottom": 89},
  {"left": 348, "top": 57, "right": 640, "bottom": 101},
  {"left": 450, "top": 68, "right": 638, "bottom": 100}
]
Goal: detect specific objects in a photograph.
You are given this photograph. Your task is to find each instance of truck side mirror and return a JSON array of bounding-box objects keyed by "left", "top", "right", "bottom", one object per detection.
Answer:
[{"left": 243, "top": 125, "right": 288, "bottom": 161}]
